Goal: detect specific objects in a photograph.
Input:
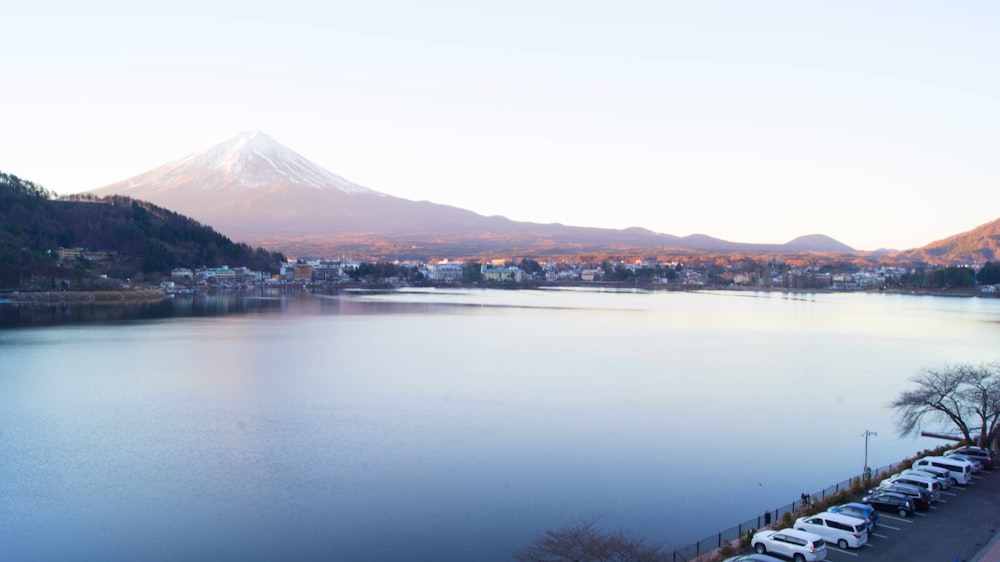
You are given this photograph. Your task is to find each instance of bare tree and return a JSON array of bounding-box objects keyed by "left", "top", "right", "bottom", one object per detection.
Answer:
[
  {"left": 513, "top": 519, "right": 671, "bottom": 562},
  {"left": 890, "top": 362, "right": 1000, "bottom": 448}
]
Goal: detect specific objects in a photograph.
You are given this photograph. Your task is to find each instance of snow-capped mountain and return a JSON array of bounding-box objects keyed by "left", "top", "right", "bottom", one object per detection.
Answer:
[
  {"left": 87, "top": 132, "right": 853, "bottom": 258},
  {"left": 89, "top": 131, "right": 427, "bottom": 240},
  {"left": 92, "top": 131, "right": 377, "bottom": 197}
]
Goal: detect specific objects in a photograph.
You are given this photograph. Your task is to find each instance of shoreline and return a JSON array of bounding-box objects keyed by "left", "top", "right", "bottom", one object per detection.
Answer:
[
  {"left": 1, "top": 283, "right": 996, "bottom": 305},
  {"left": 0, "top": 289, "right": 167, "bottom": 304}
]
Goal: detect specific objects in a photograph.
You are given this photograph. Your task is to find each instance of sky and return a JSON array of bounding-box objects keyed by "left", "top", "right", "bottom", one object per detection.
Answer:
[{"left": 3, "top": 1, "right": 999, "bottom": 251}]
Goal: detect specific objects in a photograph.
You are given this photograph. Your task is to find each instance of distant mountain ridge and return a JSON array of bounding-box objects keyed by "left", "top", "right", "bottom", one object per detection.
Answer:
[
  {"left": 897, "top": 218, "right": 1000, "bottom": 263},
  {"left": 90, "top": 131, "right": 856, "bottom": 258}
]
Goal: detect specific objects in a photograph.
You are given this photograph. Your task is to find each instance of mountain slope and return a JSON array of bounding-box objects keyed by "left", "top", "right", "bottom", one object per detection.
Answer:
[
  {"left": 0, "top": 171, "right": 284, "bottom": 288},
  {"left": 899, "top": 218, "right": 1000, "bottom": 263},
  {"left": 87, "top": 132, "right": 855, "bottom": 258}
]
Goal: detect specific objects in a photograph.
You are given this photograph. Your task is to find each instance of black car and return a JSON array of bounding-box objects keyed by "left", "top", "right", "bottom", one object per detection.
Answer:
[
  {"left": 862, "top": 490, "right": 914, "bottom": 517},
  {"left": 874, "top": 482, "right": 930, "bottom": 510}
]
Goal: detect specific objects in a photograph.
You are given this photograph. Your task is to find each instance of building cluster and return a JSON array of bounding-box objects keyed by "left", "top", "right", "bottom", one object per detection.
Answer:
[
  {"left": 159, "top": 258, "right": 918, "bottom": 292},
  {"left": 56, "top": 247, "right": 117, "bottom": 263},
  {"left": 49, "top": 245, "right": 997, "bottom": 295}
]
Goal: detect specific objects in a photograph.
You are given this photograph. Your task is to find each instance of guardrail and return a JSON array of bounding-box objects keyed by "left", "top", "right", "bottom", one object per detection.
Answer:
[{"left": 666, "top": 461, "right": 904, "bottom": 561}]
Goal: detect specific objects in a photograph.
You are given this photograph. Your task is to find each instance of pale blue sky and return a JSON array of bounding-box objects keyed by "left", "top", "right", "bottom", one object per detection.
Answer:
[{"left": 3, "top": 1, "right": 998, "bottom": 251}]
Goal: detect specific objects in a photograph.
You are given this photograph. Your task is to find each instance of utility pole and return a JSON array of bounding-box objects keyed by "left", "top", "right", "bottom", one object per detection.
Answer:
[{"left": 863, "top": 430, "right": 877, "bottom": 483}]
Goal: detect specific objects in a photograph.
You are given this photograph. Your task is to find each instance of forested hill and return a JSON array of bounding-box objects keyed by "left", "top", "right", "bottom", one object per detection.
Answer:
[{"left": 0, "top": 171, "right": 285, "bottom": 289}]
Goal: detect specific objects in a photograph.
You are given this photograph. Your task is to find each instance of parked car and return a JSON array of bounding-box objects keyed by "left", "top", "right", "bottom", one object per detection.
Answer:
[
  {"left": 882, "top": 473, "right": 941, "bottom": 502},
  {"left": 862, "top": 490, "right": 915, "bottom": 517},
  {"left": 794, "top": 512, "right": 868, "bottom": 549},
  {"left": 946, "top": 446, "right": 995, "bottom": 469},
  {"left": 751, "top": 528, "right": 828, "bottom": 562},
  {"left": 913, "top": 455, "right": 974, "bottom": 485},
  {"left": 723, "top": 554, "right": 787, "bottom": 562},
  {"left": 946, "top": 453, "right": 984, "bottom": 472},
  {"left": 875, "top": 481, "right": 930, "bottom": 510},
  {"left": 828, "top": 502, "right": 879, "bottom": 532},
  {"left": 901, "top": 467, "right": 952, "bottom": 489}
]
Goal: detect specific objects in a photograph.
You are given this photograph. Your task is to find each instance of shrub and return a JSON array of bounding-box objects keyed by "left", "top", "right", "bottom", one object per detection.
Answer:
[
  {"left": 850, "top": 477, "right": 865, "bottom": 495},
  {"left": 718, "top": 541, "right": 737, "bottom": 557}
]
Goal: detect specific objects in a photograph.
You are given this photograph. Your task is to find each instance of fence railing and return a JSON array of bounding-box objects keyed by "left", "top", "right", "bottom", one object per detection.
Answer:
[{"left": 666, "top": 461, "right": 904, "bottom": 561}]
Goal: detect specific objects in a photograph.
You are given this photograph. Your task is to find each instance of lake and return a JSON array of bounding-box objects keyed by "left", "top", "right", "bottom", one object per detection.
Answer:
[{"left": 2, "top": 288, "right": 998, "bottom": 561}]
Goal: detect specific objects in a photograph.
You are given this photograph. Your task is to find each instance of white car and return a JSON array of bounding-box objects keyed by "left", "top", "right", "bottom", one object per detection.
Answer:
[
  {"left": 945, "top": 446, "right": 995, "bottom": 469},
  {"left": 946, "top": 453, "right": 984, "bottom": 472},
  {"left": 901, "top": 468, "right": 952, "bottom": 489},
  {"left": 795, "top": 512, "right": 868, "bottom": 549},
  {"left": 751, "top": 528, "right": 828, "bottom": 562}
]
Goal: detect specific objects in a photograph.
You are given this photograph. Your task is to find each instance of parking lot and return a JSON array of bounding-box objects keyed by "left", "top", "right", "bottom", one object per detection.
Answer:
[{"left": 814, "top": 468, "right": 999, "bottom": 562}]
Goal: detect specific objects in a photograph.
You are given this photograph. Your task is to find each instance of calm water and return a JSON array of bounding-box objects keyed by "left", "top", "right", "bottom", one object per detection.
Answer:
[{"left": 2, "top": 289, "right": 999, "bottom": 561}]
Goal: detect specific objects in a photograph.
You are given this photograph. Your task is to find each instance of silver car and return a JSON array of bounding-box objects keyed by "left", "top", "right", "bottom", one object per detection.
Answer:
[{"left": 751, "top": 528, "right": 828, "bottom": 562}]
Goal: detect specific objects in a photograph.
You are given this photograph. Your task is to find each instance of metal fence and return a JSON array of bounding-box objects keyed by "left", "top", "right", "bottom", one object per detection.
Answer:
[{"left": 666, "top": 461, "right": 904, "bottom": 561}]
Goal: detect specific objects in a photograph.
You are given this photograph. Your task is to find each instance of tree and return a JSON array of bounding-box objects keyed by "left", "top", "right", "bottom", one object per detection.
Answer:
[
  {"left": 463, "top": 261, "right": 483, "bottom": 283},
  {"left": 520, "top": 258, "right": 544, "bottom": 276},
  {"left": 978, "top": 261, "right": 1000, "bottom": 285},
  {"left": 514, "top": 519, "right": 670, "bottom": 562},
  {"left": 890, "top": 363, "right": 1000, "bottom": 448}
]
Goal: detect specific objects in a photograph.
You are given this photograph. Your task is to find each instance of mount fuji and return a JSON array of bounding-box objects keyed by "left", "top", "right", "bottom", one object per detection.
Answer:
[{"left": 88, "top": 132, "right": 853, "bottom": 258}]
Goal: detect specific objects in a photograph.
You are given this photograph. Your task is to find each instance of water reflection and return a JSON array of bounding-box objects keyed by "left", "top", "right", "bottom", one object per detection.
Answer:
[
  {"left": 0, "top": 289, "right": 529, "bottom": 329},
  {"left": 0, "top": 291, "right": 290, "bottom": 328}
]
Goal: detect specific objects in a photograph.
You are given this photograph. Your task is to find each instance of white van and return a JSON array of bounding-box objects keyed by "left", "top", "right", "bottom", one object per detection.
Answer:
[
  {"left": 795, "top": 512, "right": 868, "bottom": 549},
  {"left": 885, "top": 474, "right": 941, "bottom": 502},
  {"left": 913, "top": 456, "right": 973, "bottom": 485}
]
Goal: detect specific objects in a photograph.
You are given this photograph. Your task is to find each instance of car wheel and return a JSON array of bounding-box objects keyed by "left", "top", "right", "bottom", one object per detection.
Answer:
[
  {"left": 838, "top": 538, "right": 849, "bottom": 549},
  {"left": 755, "top": 543, "right": 766, "bottom": 554},
  {"left": 793, "top": 554, "right": 805, "bottom": 562},
  {"left": 898, "top": 508, "right": 908, "bottom": 517}
]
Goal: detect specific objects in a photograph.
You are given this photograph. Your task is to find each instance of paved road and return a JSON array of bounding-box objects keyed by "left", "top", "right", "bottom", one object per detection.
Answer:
[{"left": 815, "top": 468, "right": 1000, "bottom": 562}]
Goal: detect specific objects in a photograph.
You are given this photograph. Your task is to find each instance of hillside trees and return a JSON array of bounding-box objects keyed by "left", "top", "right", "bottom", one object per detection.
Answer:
[
  {"left": 890, "top": 363, "right": 1000, "bottom": 448},
  {"left": 898, "top": 266, "right": 977, "bottom": 289},
  {"left": 931, "top": 266, "right": 976, "bottom": 288},
  {"left": 0, "top": 172, "right": 286, "bottom": 288}
]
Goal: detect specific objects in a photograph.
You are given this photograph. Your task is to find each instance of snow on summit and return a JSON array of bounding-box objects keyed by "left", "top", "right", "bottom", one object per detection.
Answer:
[{"left": 98, "top": 131, "right": 378, "bottom": 195}]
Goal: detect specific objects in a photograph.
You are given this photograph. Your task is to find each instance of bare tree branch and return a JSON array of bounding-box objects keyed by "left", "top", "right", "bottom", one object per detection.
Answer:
[
  {"left": 513, "top": 518, "right": 670, "bottom": 562},
  {"left": 890, "top": 362, "right": 1000, "bottom": 447}
]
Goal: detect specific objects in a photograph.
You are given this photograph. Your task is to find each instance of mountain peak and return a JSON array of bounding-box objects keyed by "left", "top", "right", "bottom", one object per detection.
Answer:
[
  {"left": 93, "top": 131, "right": 376, "bottom": 196},
  {"left": 221, "top": 130, "right": 282, "bottom": 155},
  {"left": 183, "top": 131, "right": 375, "bottom": 194}
]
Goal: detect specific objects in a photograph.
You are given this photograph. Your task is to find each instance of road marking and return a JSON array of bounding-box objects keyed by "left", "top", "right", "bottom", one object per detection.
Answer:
[
  {"left": 880, "top": 514, "right": 914, "bottom": 524},
  {"left": 826, "top": 546, "right": 861, "bottom": 557},
  {"left": 914, "top": 511, "right": 928, "bottom": 517},
  {"left": 871, "top": 532, "right": 890, "bottom": 538},
  {"left": 941, "top": 491, "right": 958, "bottom": 496},
  {"left": 876, "top": 524, "right": 902, "bottom": 531}
]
